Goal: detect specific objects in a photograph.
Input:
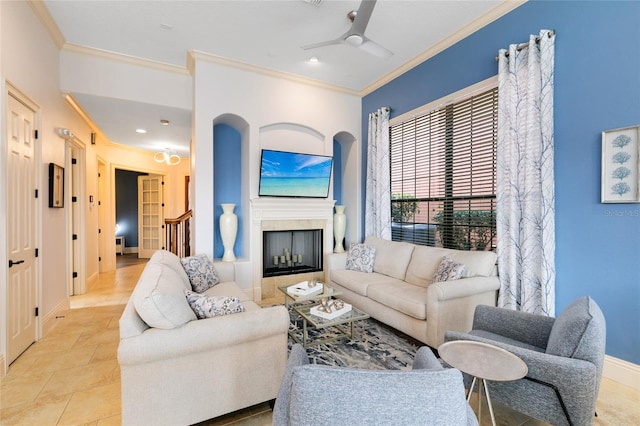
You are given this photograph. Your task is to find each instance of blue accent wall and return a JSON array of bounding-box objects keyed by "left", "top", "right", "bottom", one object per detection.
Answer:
[
  {"left": 115, "top": 169, "right": 148, "bottom": 248},
  {"left": 213, "top": 124, "right": 243, "bottom": 259},
  {"left": 362, "top": 0, "right": 640, "bottom": 364},
  {"left": 333, "top": 138, "right": 342, "bottom": 204}
]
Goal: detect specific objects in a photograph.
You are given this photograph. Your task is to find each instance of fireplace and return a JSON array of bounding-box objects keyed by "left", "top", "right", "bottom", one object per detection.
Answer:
[
  {"left": 263, "top": 229, "right": 323, "bottom": 277},
  {"left": 250, "top": 198, "right": 335, "bottom": 301}
]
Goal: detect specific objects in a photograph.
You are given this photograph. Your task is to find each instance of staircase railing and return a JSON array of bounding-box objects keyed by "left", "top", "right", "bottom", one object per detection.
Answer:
[{"left": 165, "top": 210, "right": 192, "bottom": 258}]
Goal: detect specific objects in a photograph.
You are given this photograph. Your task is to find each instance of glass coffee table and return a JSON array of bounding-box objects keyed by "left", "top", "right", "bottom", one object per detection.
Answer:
[
  {"left": 290, "top": 303, "right": 370, "bottom": 348},
  {"left": 277, "top": 283, "right": 341, "bottom": 308}
]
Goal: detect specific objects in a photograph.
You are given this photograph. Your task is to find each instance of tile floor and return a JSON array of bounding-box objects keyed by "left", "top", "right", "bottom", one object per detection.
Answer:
[{"left": 1, "top": 256, "right": 639, "bottom": 425}]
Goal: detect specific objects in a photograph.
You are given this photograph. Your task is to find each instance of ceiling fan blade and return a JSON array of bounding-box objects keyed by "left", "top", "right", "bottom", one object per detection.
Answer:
[
  {"left": 359, "top": 37, "right": 393, "bottom": 58},
  {"left": 300, "top": 0, "right": 392, "bottom": 58},
  {"left": 301, "top": 38, "right": 343, "bottom": 51},
  {"left": 351, "top": 0, "right": 377, "bottom": 36}
]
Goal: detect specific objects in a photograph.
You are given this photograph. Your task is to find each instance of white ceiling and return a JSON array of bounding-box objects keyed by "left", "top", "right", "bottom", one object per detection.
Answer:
[{"left": 43, "top": 0, "right": 509, "bottom": 155}]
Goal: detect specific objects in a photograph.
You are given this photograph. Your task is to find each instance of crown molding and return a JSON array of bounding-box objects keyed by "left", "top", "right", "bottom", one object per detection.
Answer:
[
  {"left": 62, "top": 43, "right": 190, "bottom": 75},
  {"left": 359, "top": 0, "right": 527, "bottom": 96},
  {"left": 27, "top": 0, "right": 66, "bottom": 49},
  {"left": 29, "top": 0, "right": 523, "bottom": 99},
  {"left": 27, "top": 0, "right": 190, "bottom": 75},
  {"left": 187, "top": 50, "right": 359, "bottom": 97}
]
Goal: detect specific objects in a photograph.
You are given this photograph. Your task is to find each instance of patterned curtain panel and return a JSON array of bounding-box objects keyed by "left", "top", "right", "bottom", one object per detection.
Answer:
[
  {"left": 365, "top": 107, "right": 391, "bottom": 240},
  {"left": 497, "top": 30, "right": 556, "bottom": 315}
]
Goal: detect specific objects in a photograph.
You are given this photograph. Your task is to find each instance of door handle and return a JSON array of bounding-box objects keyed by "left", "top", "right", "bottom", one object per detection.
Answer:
[{"left": 8, "top": 259, "right": 25, "bottom": 268}]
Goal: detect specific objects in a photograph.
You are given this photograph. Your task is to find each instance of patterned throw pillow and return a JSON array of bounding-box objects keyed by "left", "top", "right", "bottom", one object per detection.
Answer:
[
  {"left": 345, "top": 243, "right": 376, "bottom": 273},
  {"left": 432, "top": 256, "right": 465, "bottom": 282},
  {"left": 185, "top": 290, "right": 245, "bottom": 319},
  {"left": 180, "top": 254, "right": 220, "bottom": 293}
]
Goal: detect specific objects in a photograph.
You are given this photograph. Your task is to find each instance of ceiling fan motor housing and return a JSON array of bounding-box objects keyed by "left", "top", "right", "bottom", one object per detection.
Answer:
[{"left": 346, "top": 34, "right": 364, "bottom": 46}]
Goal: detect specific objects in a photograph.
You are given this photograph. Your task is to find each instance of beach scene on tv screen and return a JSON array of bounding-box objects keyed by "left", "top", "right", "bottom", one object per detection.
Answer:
[{"left": 260, "top": 150, "right": 332, "bottom": 197}]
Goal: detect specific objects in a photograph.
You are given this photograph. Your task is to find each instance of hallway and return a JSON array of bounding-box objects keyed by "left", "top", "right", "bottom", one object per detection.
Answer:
[{"left": 69, "top": 258, "right": 145, "bottom": 309}]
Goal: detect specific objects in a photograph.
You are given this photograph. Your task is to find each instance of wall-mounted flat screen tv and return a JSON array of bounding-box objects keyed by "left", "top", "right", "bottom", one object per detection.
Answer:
[{"left": 259, "top": 149, "right": 333, "bottom": 198}]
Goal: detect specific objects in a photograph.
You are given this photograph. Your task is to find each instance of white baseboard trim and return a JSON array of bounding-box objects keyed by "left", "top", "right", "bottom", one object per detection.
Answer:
[
  {"left": 603, "top": 354, "right": 640, "bottom": 390},
  {"left": 42, "top": 298, "right": 70, "bottom": 337},
  {"left": 123, "top": 247, "right": 138, "bottom": 254}
]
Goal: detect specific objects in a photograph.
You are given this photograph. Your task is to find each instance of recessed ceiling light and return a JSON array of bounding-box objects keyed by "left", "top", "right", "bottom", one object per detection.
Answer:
[
  {"left": 160, "top": 119, "right": 170, "bottom": 126},
  {"left": 309, "top": 56, "right": 319, "bottom": 63},
  {"left": 136, "top": 128, "right": 147, "bottom": 134}
]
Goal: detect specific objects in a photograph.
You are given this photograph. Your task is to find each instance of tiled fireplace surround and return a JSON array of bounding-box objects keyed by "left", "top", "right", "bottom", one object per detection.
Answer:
[{"left": 250, "top": 198, "right": 335, "bottom": 300}]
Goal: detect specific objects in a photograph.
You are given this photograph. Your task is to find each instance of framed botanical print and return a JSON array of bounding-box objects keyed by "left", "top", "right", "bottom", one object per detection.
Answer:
[{"left": 601, "top": 125, "right": 640, "bottom": 203}]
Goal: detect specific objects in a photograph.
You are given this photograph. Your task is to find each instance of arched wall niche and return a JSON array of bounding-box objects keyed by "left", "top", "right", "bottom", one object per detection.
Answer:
[
  {"left": 212, "top": 113, "right": 250, "bottom": 260},
  {"left": 259, "top": 122, "right": 327, "bottom": 155},
  {"left": 333, "top": 131, "right": 360, "bottom": 248}
]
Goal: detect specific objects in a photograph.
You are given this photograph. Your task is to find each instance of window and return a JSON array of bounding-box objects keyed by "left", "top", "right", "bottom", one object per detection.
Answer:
[{"left": 390, "top": 85, "right": 497, "bottom": 251}]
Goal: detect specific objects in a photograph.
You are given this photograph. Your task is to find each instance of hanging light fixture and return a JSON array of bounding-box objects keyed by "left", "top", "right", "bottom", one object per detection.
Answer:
[{"left": 154, "top": 148, "right": 181, "bottom": 165}]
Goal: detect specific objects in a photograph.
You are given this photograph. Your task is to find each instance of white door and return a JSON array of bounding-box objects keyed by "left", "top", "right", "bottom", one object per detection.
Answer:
[
  {"left": 69, "top": 144, "right": 85, "bottom": 295},
  {"left": 6, "top": 93, "right": 38, "bottom": 364},
  {"left": 138, "top": 175, "right": 164, "bottom": 258},
  {"left": 97, "top": 159, "right": 107, "bottom": 272}
]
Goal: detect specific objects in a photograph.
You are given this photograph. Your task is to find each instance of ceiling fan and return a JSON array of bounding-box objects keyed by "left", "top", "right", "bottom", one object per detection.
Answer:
[{"left": 302, "top": 0, "right": 393, "bottom": 59}]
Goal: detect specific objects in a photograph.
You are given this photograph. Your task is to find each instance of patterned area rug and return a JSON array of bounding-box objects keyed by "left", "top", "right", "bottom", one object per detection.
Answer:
[{"left": 287, "top": 309, "right": 422, "bottom": 370}]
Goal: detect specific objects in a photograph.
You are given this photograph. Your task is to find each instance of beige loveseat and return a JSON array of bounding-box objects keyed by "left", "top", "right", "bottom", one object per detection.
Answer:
[
  {"left": 117, "top": 250, "right": 289, "bottom": 426},
  {"left": 326, "top": 236, "right": 499, "bottom": 348}
]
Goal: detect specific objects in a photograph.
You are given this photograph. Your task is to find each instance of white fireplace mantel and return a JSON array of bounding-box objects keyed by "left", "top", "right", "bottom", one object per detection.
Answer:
[
  {"left": 250, "top": 198, "right": 336, "bottom": 300},
  {"left": 250, "top": 198, "right": 336, "bottom": 223}
]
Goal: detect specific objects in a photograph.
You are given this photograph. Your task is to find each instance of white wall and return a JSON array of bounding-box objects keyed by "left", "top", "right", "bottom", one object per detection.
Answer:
[
  {"left": 0, "top": 1, "right": 191, "bottom": 372},
  {"left": 0, "top": 0, "right": 6, "bottom": 374},
  {"left": 59, "top": 49, "right": 191, "bottom": 110},
  {"left": 190, "top": 54, "right": 362, "bottom": 291},
  {"left": 1, "top": 0, "right": 94, "bottom": 368}
]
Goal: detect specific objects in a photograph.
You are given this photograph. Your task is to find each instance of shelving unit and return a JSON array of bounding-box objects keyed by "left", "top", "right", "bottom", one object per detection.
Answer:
[{"left": 115, "top": 236, "right": 125, "bottom": 255}]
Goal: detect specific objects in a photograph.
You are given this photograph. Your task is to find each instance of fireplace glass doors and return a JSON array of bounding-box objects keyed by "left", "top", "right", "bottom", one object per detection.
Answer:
[{"left": 263, "top": 229, "right": 323, "bottom": 278}]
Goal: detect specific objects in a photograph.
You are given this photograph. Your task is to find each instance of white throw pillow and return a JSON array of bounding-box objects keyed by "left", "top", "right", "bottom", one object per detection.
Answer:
[
  {"left": 151, "top": 250, "right": 191, "bottom": 290},
  {"left": 132, "top": 263, "right": 197, "bottom": 329},
  {"left": 185, "top": 290, "right": 246, "bottom": 319},
  {"left": 432, "top": 256, "right": 465, "bottom": 282},
  {"left": 345, "top": 243, "right": 376, "bottom": 273},
  {"left": 181, "top": 253, "right": 220, "bottom": 293}
]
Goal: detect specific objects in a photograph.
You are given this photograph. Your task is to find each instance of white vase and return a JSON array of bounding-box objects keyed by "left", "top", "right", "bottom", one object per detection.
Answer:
[
  {"left": 220, "top": 203, "right": 237, "bottom": 262},
  {"left": 333, "top": 205, "right": 346, "bottom": 253}
]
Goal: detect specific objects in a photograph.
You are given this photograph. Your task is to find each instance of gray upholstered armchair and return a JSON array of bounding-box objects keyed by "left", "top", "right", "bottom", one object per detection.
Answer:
[
  {"left": 444, "top": 296, "right": 606, "bottom": 426},
  {"left": 273, "top": 344, "right": 478, "bottom": 425}
]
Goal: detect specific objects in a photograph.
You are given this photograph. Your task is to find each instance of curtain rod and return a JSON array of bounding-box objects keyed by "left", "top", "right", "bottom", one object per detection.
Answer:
[{"left": 495, "top": 30, "right": 555, "bottom": 61}]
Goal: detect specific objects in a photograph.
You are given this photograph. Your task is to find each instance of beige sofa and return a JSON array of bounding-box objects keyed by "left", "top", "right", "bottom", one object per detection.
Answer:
[
  {"left": 326, "top": 236, "right": 499, "bottom": 348},
  {"left": 117, "top": 250, "right": 290, "bottom": 426}
]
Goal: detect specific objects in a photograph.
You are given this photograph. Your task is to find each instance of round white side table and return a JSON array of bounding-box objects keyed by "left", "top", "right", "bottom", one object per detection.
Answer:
[{"left": 439, "top": 340, "right": 528, "bottom": 426}]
